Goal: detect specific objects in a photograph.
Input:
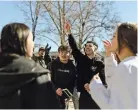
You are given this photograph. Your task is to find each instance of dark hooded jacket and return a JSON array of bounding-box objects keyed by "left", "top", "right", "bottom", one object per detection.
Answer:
[
  {"left": 0, "top": 53, "right": 61, "bottom": 109},
  {"left": 68, "top": 34, "right": 106, "bottom": 92}
]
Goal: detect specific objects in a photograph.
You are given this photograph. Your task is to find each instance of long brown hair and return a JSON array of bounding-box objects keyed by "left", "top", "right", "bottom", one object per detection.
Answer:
[
  {"left": 1, "top": 23, "right": 30, "bottom": 56},
  {"left": 117, "top": 23, "right": 137, "bottom": 55}
]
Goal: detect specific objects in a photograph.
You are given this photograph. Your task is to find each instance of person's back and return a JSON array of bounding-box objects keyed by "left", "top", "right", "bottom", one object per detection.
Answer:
[
  {"left": 0, "top": 54, "right": 61, "bottom": 109},
  {"left": 111, "top": 55, "right": 137, "bottom": 108},
  {"left": 0, "top": 22, "right": 61, "bottom": 109}
]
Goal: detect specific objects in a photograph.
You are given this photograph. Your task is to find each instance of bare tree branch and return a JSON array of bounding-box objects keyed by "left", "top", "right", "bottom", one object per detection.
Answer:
[
  {"left": 19, "top": 1, "right": 120, "bottom": 49},
  {"left": 40, "top": 35, "right": 59, "bottom": 47},
  {"left": 43, "top": 4, "right": 61, "bottom": 34},
  {"left": 29, "top": 1, "right": 34, "bottom": 23}
]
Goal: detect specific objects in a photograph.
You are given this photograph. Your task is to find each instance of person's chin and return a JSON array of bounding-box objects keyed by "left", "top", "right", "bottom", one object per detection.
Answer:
[
  {"left": 85, "top": 52, "right": 89, "bottom": 54},
  {"left": 86, "top": 52, "right": 91, "bottom": 55},
  {"left": 61, "top": 59, "right": 68, "bottom": 62}
]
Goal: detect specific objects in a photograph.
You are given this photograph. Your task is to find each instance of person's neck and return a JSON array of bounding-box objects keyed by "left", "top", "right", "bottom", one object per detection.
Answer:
[
  {"left": 60, "top": 60, "right": 68, "bottom": 64},
  {"left": 25, "top": 55, "right": 32, "bottom": 60},
  {"left": 117, "top": 48, "right": 135, "bottom": 62},
  {"left": 87, "top": 54, "right": 95, "bottom": 59}
]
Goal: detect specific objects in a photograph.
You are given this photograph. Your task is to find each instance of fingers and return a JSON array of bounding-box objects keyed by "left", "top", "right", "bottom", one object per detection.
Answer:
[
  {"left": 48, "top": 47, "right": 51, "bottom": 51},
  {"left": 102, "top": 40, "right": 112, "bottom": 57},
  {"left": 58, "top": 91, "right": 63, "bottom": 96},
  {"left": 46, "top": 44, "right": 48, "bottom": 48},
  {"left": 64, "top": 21, "right": 71, "bottom": 30},
  {"left": 84, "top": 83, "right": 89, "bottom": 88},
  {"left": 45, "top": 44, "right": 51, "bottom": 52},
  {"left": 84, "top": 83, "right": 90, "bottom": 92},
  {"left": 94, "top": 75, "right": 99, "bottom": 80},
  {"left": 106, "top": 40, "right": 112, "bottom": 46},
  {"left": 94, "top": 73, "right": 99, "bottom": 79},
  {"left": 56, "top": 88, "right": 63, "bottom": 96},
  {"left": 103, "top": 40, "right": 111, "bottom": 47}
]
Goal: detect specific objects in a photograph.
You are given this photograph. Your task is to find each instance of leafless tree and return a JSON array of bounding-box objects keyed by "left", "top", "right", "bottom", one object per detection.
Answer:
[
  {"left": 42, "top": 1, "right": 120, "bottom": 48},
  {"left": 19, "top": 1, "right": 120, "bottom": 49}
]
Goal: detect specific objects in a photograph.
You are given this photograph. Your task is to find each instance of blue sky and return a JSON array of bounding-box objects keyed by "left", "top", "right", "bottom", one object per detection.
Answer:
[{"left": 0, "top": 1, "right": 137, "bottom": 51}]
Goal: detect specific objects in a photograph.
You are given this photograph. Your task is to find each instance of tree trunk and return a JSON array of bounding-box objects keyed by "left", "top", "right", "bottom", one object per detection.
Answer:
[{"left": 61, "top": 0, "right": 66, "bottom": 45}]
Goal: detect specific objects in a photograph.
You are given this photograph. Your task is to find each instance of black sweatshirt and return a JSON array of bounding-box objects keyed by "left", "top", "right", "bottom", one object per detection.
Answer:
[
  {"left": 68, "top": 34, "right": 106, "bottom": 92},
  {"left": 48, "top": 57, "right": 76, "bottom": 95}
]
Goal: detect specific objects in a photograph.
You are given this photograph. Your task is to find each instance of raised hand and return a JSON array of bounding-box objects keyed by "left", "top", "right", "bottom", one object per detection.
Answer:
[
  {"left": 103, "top": 40, "right": 112, "bottom": 57},
  {"left": 64, "top": 20, "right": 71, "bottom": 35},
  {"left": 45, "top": 43, "right": 51, "bottom": 55}
]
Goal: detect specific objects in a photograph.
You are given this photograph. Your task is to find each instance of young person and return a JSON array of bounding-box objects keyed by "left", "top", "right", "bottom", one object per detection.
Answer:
[
  {"left": 32, "top": 44, "right": 52, "bottom": 68},
  {"left": 89, "top": 23, "right": 137, "bottom": 109},
  {"left": 0, "top": 23, "right": 61, "bottom": 109},
  {"left": 48, "top": 45, "right": 77, "bottom": 109},
  {"left": 65, "top": 22, "right": 106, "bottom": 109},
  {"left": 33, "top": 47, "right": 46, "bottom": 68}
]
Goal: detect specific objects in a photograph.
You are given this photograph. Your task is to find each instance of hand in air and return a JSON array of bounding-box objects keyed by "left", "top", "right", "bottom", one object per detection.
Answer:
[
  {"left": 64, "top": 20, "right": 71, "bottom": 35},
  {"left": 103, "top": 40, "right": 112, "bottom": 57}
]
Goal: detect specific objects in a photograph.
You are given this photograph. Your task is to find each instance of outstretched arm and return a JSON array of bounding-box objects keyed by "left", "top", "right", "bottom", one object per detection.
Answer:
[
  {"left": 68, "top": 34, "right": 84, "bottom": 61},
  {"left": 65, "top": 21, "right": 84, "bottom": 61}
]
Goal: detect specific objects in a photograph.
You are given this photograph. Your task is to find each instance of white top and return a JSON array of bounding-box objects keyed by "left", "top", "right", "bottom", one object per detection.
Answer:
[{"left": 89, "top": 54, "right": 138, "bottom": 109}]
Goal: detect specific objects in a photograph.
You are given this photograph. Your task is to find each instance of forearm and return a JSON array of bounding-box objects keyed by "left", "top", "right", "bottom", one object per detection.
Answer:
[
  {"left": 104, "top": 54, "right": 118, "bottom": 86},
  {"left": 68, "top": 34, "right": 79, "bottom": 51},
  {"left": 89, "top": 79, "right": 111, "bottom": 109}
]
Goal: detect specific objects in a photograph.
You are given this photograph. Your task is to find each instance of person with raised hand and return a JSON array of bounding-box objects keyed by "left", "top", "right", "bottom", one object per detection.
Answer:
[
  {"left": 89, "top": 23, "right": 137, "bottom": 109},
  {"left": 44, "top": 44, "right": 52, "bottom": 65},
  {"left": 65, "top": 21, "right": 106, "bottom": 109}
]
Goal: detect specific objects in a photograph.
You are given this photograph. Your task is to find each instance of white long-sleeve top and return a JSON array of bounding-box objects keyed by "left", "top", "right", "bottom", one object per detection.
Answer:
[{"left": 89, "top": 54, "right": 138, "bottom": 109}]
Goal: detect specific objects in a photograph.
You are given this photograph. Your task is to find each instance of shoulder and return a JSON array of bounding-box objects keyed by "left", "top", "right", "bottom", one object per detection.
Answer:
[
  {"left": 50, "top": 58, "right": 58, "bottom": 65},
  {"left": 94, "top": 56, "right": 104, "bottom": 67},
  {"left": 32, "top": 54, "right": 38, "bottom": 61},
  {"left": 115, "top": 57, "right": 138, "bottom": 83},
  {"left": 68, "top": 60, "right": 75, "bottom": 66},
  {"left": 47, "top": 59, "right": 58, "bottom": 68},
  {"left": 94, "top": 55, "right": 104, "bottom": 62},
  {"left": 118, "top": 57, "right": 138, "bottom": 74},
  {"left": 12, "top": 56, "right": 49, "bottom": 74}
]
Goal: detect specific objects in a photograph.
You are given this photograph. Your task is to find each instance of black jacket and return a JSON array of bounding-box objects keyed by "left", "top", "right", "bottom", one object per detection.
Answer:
[
  {"left": 48, "top": 57, "right": 76, "bottom": 95},
  {"left": 0, "top": 53, "right": 61, "bottom": 109},
  {"left": 44, "top": 54, "right": 52, "bottom": 65},
  {"left": 68, "top": 34, "right": 106, "bottom": 92}
]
